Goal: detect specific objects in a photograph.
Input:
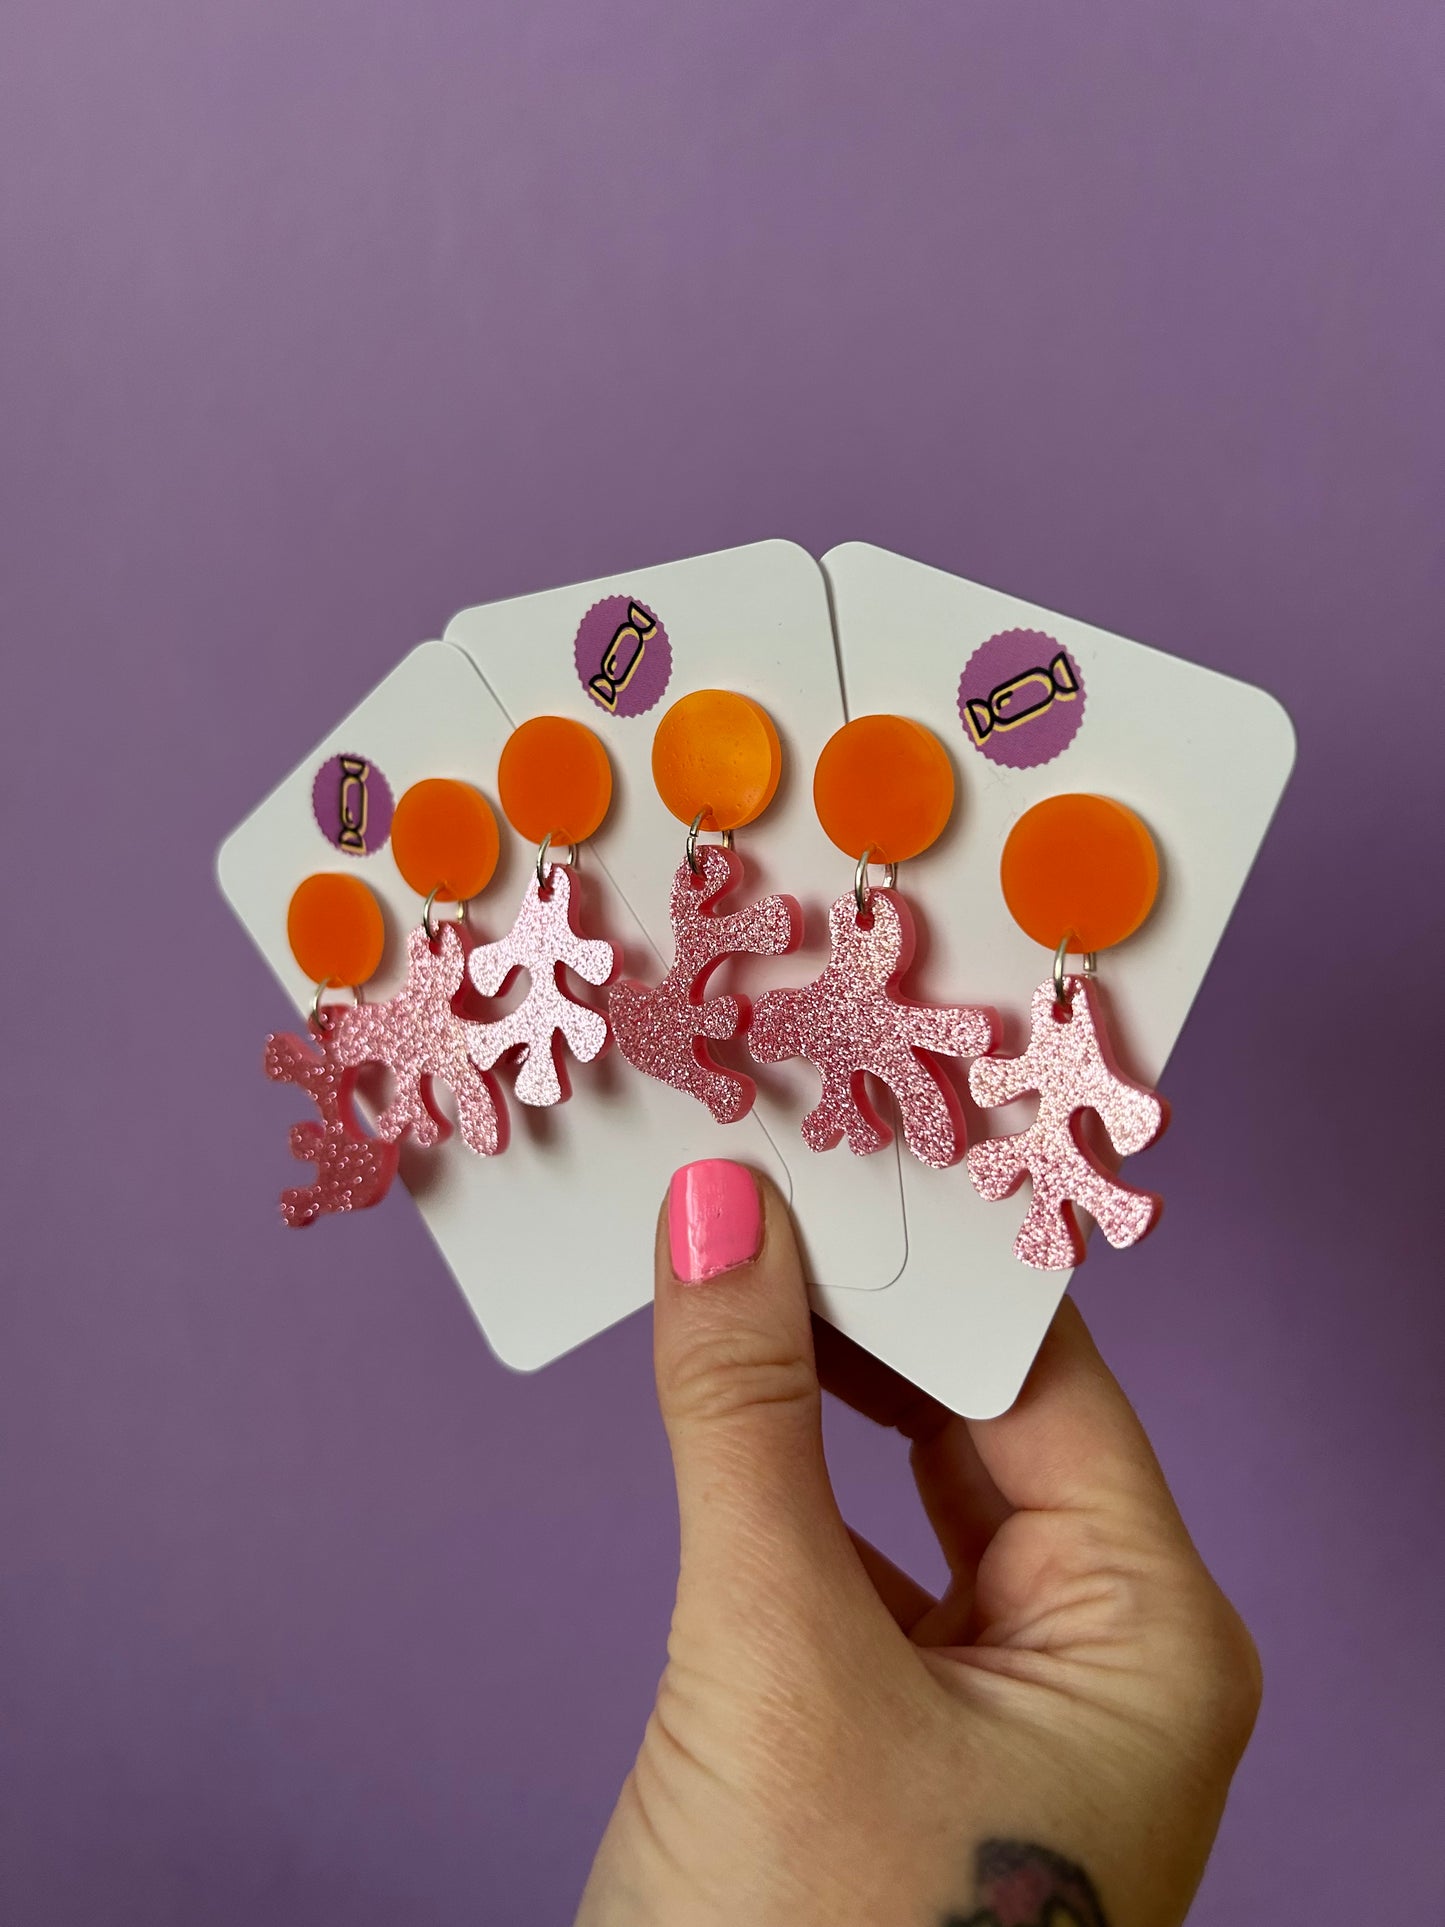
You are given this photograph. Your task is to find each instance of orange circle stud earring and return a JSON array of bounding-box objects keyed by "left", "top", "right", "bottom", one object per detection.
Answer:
[
  {"left": 967, "top": 793, "right": 1168, "bottom": 1270},
  {"left": 460, "top": 717, "right": 618, "bottom": 1107},
  {"left": 747, "top": 715, "right": 997, "bottom": 1169},
  {"left": 608, "top": 689, "right": 800, "bottom": 1122}
]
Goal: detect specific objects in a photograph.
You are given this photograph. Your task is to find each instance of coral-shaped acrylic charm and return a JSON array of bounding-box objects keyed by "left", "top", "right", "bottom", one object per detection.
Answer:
[
  {"left": 609, "top": 846, "right": 798, "bottom": 1123},
  {"left": 748, "top": 889, "right": 994, "bottom": 1168},
  {"left": 463, "top": 864, "right": 616, "bottom": 1106},
  {"left": 263, "top": 1025, "right": 399, "bottom": 1228},
  {"left": 967, "top": 976, "right": 1166, "bottom": 1270},
  {"left": 335, "top": 922, "right": 504, "bottom": 1155}
]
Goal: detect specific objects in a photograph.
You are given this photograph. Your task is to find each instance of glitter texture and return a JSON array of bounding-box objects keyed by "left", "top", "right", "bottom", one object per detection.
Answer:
[
  {"left": 263, "top": 1025, "right": 399, "bottom": 1227},
  {"left": 748, "top": 888, "right": 995, "bottom": 1168},
  {"left": 609, "top": 846, "right": 798, "bottom": 1123},
  {"left": 335, "top": 921, "right": 504, "bottom": 1155},
  {"left": 464, "top": 863, "right": 616, "bottom": 1106},
  {"left": 967, "top": 976, "right": 1166, "bottom": 1270}
]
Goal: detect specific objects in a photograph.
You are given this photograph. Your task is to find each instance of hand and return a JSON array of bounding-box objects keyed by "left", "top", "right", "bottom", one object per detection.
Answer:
[{"left": 577, "top": 1163, "right": 1261, "bottom": 1927}]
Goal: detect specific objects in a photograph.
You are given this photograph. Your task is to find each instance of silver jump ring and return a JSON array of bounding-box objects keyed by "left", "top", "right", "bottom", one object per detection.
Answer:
[
  {"left": 853, "top": 846, "right": 898, "bottom": 915},
  {"left": 686, "top": 809, "right": 734, "bottom": 875},
  {"left": 536, "top": 832, "right": 576, "bottom": 892},
  {"left": 1052, "top": 933, "right": 1098, "bottom": 1009},
  {"left": 423, "top": 885, "right": 467, "bottom": 943},
  {"left": 308, "top": 977, "right": 359, "bottom": 1035}
]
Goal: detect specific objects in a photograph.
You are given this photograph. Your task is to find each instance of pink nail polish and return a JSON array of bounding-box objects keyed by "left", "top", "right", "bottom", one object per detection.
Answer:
[{"left": 668, "top": 1161, "right": 761, "bottom": 1284}]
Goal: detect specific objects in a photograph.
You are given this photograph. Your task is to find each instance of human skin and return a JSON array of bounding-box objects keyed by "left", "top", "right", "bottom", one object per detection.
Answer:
[{"left": 576, "top": 1165, "right": 1261, "bottom": 1927}]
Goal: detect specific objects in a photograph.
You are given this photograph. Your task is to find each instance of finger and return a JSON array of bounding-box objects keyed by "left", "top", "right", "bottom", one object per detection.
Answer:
[
  {"left": 654, "top": 1162, "right": 874, "bottom": 1627},
  {"left": 907, "top": 1579, "right": 979, "bottom": 1651},
  {"left": 969, "top": 1295, "right": 1188, "bottom": 1531},
  {"left": 814, "top": 1315, "right": 944, "bottom": 1432},
  {"left": 846, "top": 1529, "right": 937, "bottom": 1633},
  {"left": 815, "top": 1319, "right": 1012, "bottom": 1577}
]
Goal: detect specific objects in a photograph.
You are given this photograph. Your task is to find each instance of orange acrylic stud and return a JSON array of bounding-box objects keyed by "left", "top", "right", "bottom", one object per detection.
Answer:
[
  {"left": 1000, "top": 794, "right": 1159, "bottom": 953},
  {"left": 286, "top": 873, "right": 386, "bottom": 988},
  {"left": 813, "top": 715, "right": 956, "bottom": 863},
  {"left": 390, "top": 778, "right": 500, "bottom": 905},
  {"left": 651, "top": 689, "right": 782, "bottom": 832},
  {"left": 497, "top": 716, "right": 612, "bottom": 847}
]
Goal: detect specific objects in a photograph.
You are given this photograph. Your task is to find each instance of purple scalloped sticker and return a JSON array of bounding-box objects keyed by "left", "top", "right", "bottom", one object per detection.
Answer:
[
  {"left": 311, "top": 753, "right": 393, "bottom": 854},
  {"left": 957, "top": 629, "right": 1085, "bottom": 769},
  {"left": 574, "top": 595, "right": 671, "bottom": 718}
]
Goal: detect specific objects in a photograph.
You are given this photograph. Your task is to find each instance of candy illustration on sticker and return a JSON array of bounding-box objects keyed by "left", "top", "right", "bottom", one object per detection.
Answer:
[
  {"left": 957, "top": 630, "right": 1085, "bottom": 769},
  {"left": 575, "top": 595, "right": 671, "bottom": 717},
  {"left": 312, "top": 753, "right": 394, "bottom": 854}
]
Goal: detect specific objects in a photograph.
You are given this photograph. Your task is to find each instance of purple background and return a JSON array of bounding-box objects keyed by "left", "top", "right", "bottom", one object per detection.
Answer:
[{"left": 2, "top": 4, "right": 1441, "bottom": 1921}]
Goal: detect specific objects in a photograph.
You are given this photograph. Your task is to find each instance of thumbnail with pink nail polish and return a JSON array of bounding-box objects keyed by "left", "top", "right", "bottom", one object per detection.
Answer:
[{"left": 668, "top": 1160, "right": 761, "bottom": 1283}]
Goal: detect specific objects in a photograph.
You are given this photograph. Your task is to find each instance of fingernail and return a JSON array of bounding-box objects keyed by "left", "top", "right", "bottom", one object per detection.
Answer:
[{"left": 668, "top": 1161, "right": 761, "bottom": 1284}]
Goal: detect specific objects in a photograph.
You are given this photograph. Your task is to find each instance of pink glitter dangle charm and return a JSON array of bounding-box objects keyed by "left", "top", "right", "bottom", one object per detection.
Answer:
[
  {"left": 609, "top": 845, "right": 799, "bottom": 1123},
  {"left": 463, "top": 863, "right": 616, "bottom": 1106},
  {"left": 748, "top": 888, "right": 995, "bottom": 1168},
  {"left": 263, "top": 1020, "right": 399, "bottom": 1228},
  {"left": 335, "top": 921, "right": 505, "bottom": 1155},
  {"left": 967, "top": 975, "right": 1166, "bottom": 1270}
]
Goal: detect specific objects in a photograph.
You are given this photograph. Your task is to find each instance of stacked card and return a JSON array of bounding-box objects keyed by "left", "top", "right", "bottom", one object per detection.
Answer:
[{"left": 217, "top": 542, "right": 1294, "bottom": 1416}]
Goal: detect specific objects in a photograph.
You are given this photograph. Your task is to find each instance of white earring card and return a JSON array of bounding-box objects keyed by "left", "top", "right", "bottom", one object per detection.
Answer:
[
  {"left": 218, "top": 640, "right": 757, "bottom": 1369},
  {"left": 442, "top": 541, "right": 908, "bottom": 1294},
  {"left": 810, "top": 543, "right": 1295, "bottom": 1415},
  {"left": 216, "top": 542, "right": 1293, "bottom": 1414}
]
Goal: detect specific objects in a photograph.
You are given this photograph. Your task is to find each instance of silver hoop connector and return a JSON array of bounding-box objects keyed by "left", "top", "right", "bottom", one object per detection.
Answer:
[
  {"left": 853, "top": 846, "right": 898, "bottom": 915},
  {"left": 422, "top": 885, "right": 466, "bottom": 944},
  {"left": 1052, "top": 933, "right": 1098, "bottom": 1009},
  {"left": 685, "top": 809, "right": 734, "bottom": 875},
  {"left": 536, "top": 832, "right": 576, "bottom": 892},
  {"left": 308, "top": 977, "right": 359, "bottom": 1035}
]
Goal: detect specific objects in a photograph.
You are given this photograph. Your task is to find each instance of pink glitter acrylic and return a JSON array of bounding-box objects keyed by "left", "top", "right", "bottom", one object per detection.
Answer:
[
  {"left": 463, "top": 863, "right": 616, "bottom": 1106},
  {"left": 335, "top": 921, "right": 504, "bottom": 1155},
  {"left": 263, "top": 1022, "right": 399, "bottom": 1228},
  {"left": 748, "top": 888, "right": 995, "bottom": 1168},
  {"left": 610, "top": 846, "right": 798, "bottom": 1123},
  {"left": 967, "top": 975, "right": 1166, "bottom": 1270}
]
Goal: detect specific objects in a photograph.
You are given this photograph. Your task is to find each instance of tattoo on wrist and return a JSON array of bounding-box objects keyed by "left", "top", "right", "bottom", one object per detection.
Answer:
[{"left": 943, "top": 1839, "right": 1108, "bottom": 1927}]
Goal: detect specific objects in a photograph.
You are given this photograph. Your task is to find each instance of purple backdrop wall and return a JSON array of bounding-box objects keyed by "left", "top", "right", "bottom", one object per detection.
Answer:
[{"left": 2, "top": 3, "right": 1441, "bottom": 1920}]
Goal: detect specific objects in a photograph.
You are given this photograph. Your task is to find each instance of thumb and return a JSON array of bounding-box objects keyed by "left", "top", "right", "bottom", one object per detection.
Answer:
[{"left": 655, "top": 1162, "right": 864, "bottom": 1625}]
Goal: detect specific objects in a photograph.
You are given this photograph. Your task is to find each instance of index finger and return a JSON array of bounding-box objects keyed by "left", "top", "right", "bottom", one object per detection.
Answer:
[
  {"left": 814, "top": 1317, "right": 1012, "bottom": 1579},
  {"left": 970, "top": 1295, "right": 1189, "bottom": 1532}
]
